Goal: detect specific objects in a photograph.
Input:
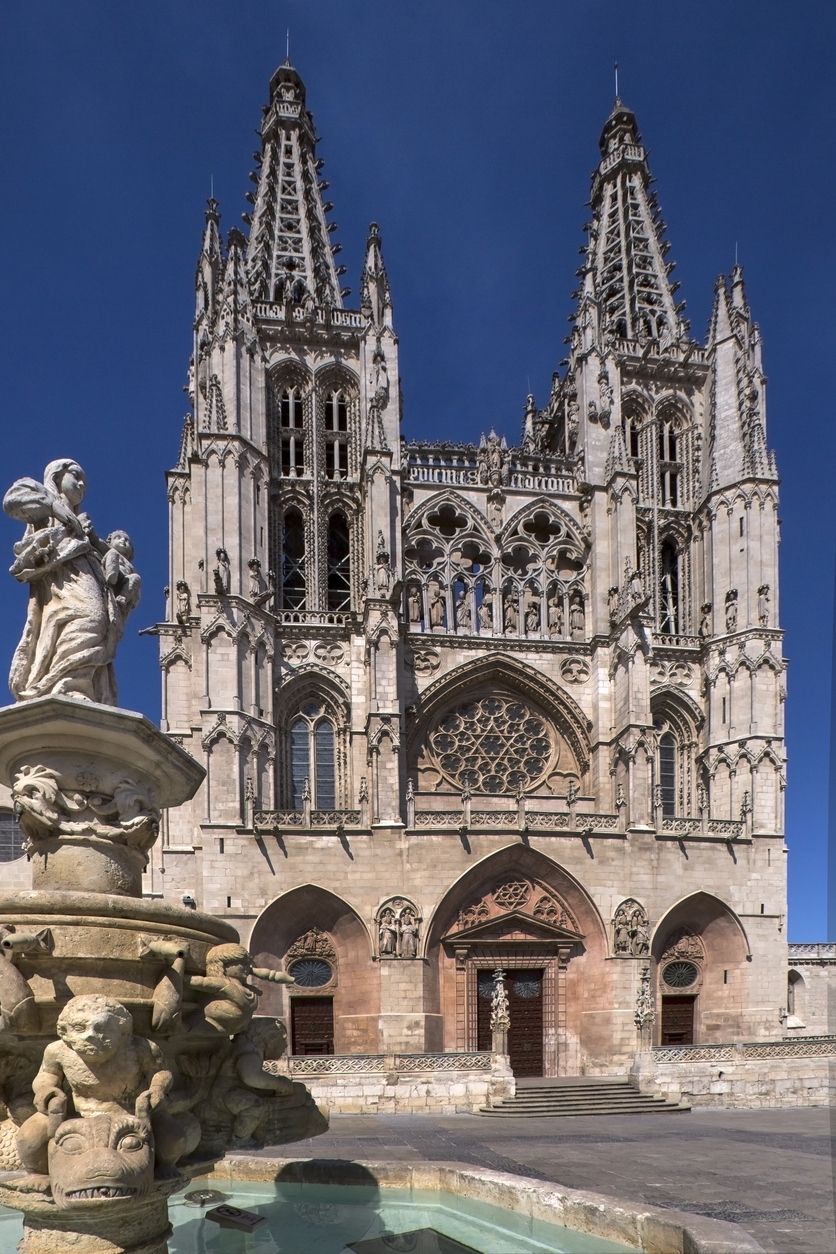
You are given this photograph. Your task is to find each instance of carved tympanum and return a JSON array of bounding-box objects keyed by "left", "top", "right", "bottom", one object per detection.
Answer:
[{"left": 286, "top": 928, "right": 336, "bottom": 961}]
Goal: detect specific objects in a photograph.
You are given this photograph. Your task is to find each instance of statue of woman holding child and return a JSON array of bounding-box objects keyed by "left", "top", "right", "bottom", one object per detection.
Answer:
[{"left": 3, "top": 458, "right": 140, "bottom": 705}]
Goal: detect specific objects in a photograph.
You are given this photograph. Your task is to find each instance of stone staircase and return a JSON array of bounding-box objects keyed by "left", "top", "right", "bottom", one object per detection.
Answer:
[{"left": 479, "top": 1075, "right": 690, "bottom": 1117}]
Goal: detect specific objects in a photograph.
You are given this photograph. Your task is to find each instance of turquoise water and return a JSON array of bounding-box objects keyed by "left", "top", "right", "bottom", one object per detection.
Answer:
[{"left": 0, "top": 1178, "right": 639, "bottom": 1253}]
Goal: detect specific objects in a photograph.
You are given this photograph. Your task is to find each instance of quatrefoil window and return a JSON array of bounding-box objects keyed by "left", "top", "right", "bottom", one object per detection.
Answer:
[{"left": 427, "top": 693, "right": 556, "bottom": 794}]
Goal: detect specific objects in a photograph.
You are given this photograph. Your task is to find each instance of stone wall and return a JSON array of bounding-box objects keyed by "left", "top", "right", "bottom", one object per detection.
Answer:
[
  {"left": 787, "top": 944, "right": 836, "bottom": 1035},
  {"left": 632, "top": 1037, "right": 836, "bottom": 1108},
  {"left": 266, "top": 1050, "right": 514, "bottom": 1114}
]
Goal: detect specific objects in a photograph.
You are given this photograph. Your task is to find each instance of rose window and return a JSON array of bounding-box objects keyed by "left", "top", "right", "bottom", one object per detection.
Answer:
[
  {"left": 427, "top": 694, "right": 555, "bottom": 794},
  {"left": 662, "top": 960, "right": 699, "bottom": 989}
]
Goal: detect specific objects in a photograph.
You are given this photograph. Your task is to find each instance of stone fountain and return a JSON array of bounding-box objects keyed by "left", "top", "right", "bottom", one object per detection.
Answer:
[{"left": 0, "top": 460, "right": 326, "bottom": 1253}]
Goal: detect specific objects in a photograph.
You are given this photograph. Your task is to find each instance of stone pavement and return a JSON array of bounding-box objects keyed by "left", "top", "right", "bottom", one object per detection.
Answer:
[{"left": 246, "top": 1107, "right": 836, "bottom": 1254}]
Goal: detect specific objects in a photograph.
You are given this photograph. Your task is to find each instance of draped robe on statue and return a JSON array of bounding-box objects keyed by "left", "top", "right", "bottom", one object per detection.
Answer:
[{"left": 4, "top": 478, "right": 117, "bottom": 704}]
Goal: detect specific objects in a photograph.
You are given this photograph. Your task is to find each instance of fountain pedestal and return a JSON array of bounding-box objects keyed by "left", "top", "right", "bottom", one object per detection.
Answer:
[{"left": 0, "top": 698, "right": 327, "bottom": 1254}]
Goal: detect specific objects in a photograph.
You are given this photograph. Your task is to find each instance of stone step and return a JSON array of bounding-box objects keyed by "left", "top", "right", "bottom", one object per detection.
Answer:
[
  {"left": 479, "top": 1079, "right": 689, "bottom": 1118},
  {"left": 479, "top": 1103, "right": 689, "bottom": 1117}
]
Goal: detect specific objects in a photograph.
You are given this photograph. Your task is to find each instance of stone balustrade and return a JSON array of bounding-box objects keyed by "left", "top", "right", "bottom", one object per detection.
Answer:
[{"left": 264, "top": 1050, "right": 513, "bottom": 1114}]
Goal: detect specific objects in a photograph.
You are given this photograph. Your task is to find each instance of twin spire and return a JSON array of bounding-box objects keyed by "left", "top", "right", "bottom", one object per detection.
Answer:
[
  {"left": 582, "top": 100, "right": 684, "bottom": 347},
  {"left": 193, "top": 59, "right": 392, "bottom": 335}
]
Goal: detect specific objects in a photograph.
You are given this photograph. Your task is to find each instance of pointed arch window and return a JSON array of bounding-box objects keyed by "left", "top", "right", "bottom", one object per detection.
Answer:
[
  {"left": 289, "top": 703, "right": 336, "bottom": 809},
  {"left": 659, "top": 732, "right": 677, "bottom": 817},
  {"left": 327, "top": 512, "right": 351, "bottom": 611},
  {"left": 659, "top": 539, "right": 679, "bottom": 635},
  {"left": 282, "top": 508, "right": 307, "bottom": 609},
  {"left": 324, "top": 389, "right": 349, "bottom": 480},
  {"left": 658, "top": 414, "right": 681, "bottom": 506},
  {"left": 279, "top": 385, "right": 305, "bottom": 477},
  {"left": 621, "top": 402, "right": 643, "bottom": 461}
]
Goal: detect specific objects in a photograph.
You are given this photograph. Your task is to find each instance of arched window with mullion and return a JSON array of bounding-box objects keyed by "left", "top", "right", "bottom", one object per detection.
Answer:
[
  {"left": 288, "top": 704, "right": 337, "bottom": 809},
  {"left": 282, "top": 508, "right": 306, "bottom": 609},
  {"left": 327, "top": 512, "right": 351, "bottom": 611},
  {"left": 659, "top": 731, "right": 677, "bottom": 817}
]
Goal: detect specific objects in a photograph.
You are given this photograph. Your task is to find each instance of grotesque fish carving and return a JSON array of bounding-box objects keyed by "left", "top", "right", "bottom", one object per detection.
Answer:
[{"left": 48, "top": 1113, "right": 153, "bottom": 1210}]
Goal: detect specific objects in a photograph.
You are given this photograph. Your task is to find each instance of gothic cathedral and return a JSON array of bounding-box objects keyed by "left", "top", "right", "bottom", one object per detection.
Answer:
[{"left": 156, "top": 61, "right": 787, "bottom": 1075}]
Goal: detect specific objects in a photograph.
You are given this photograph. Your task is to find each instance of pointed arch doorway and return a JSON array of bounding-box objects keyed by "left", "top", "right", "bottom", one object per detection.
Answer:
[{"left": 443, "top": 903, "right": 584, "bottom": 1078}]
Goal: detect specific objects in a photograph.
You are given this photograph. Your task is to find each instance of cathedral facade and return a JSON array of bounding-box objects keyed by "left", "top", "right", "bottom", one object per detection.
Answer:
[{"left": 153, "top": 61, "right": 788, "bottom": 1076}]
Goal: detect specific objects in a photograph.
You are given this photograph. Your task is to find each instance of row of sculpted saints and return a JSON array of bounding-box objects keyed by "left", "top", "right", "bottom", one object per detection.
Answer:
[{"left": 3, "top": 459, "right": 140, "bottom": 705}]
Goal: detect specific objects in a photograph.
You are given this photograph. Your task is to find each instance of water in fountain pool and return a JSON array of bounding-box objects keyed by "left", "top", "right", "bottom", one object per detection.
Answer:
[{"left": 1, "top": 1176, "right": 639, "bottom": 1252}]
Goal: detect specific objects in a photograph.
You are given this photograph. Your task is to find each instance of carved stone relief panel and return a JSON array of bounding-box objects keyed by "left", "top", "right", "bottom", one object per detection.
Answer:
[
  {"left": 375, "top": 897, "right": 422, "bottom": 959},
  {"left": 612, "top": 898, "right": 650, "bottom": 956}
]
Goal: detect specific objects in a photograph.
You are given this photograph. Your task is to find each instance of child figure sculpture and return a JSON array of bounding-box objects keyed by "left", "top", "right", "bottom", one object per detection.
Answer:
[
  {"left": 188, "top": 944, "right": 294, "bottom": 1037},
  {"left": 16, "top": 994, "right": 198, "bottom": 1178}
]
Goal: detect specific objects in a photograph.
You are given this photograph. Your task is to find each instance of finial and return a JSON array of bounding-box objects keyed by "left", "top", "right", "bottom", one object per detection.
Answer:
[
  {"left": 286, "top": 27, "right": 290, "bottom": 61},
  {"left": 614, "top": 60, "right": 619, "bottom": 102}
]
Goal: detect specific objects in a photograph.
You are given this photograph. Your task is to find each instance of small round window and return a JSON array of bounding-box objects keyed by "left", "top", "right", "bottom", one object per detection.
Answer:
[
  {"left": 662, "top": 960, "right": 699, "bottom": 989},
  {"left": 288, "top": 957, "right": 333, "bottom": 988}
]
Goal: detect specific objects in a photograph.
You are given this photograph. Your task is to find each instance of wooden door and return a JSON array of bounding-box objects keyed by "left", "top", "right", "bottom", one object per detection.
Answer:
[
  {"left": 476, "top": 970, "right": 494, "bottom": 1050},
  {"left": 291, "top": 996, "right": 334, "bottom": 1055},
  {"left": 475, "top": 969, "right": 545, "bottom": 1075},
  {"left": 507, "top": 970, "right": 544, "bottom": 1077},
  {"left": 660, "top": 996, "right": 695, "bottom": 1045}
]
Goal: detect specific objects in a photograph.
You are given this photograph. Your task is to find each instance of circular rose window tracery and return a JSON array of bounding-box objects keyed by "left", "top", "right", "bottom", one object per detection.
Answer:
[{"left": 427, "top": 693, "right": 557, "bottom": 794}]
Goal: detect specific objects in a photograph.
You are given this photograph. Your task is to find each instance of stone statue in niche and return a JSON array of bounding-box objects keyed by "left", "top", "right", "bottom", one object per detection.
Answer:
[
  {"left": 612, "top": 900, "right": 650, "bottom": 958},
  {"left": 399, "top": 910, "right": 419, "bottom": 959},
  {"left": 376, "top": 899, "right": 421, "bottom": 958},
  {"left": 477, "top": 431, "right": 509, "bottom": 488},
  {"left": 375, "top": 532, "right": 392, "bottom": 593},
  {"left": 454, "top": 586, "right": 472, "bottom": 631},
  {"left": 428, "top": 581, "right": 445, "bottom": 629},
  {"left": 569, "top": 592, "right": 585, "bottom": 640},
  {"left": 213, "top": 547, "right": 231, "bottom": 596},
  {"left": 186, "top": 943, "right": 294, "bottom": 1037},
  {"left": 758, "top": 584, "right": 770, "bottom": 627},
  {"left": 248, "top": 557, "right": 263, "bottom": 600},
  {"left": 406, "top": 583, "right": 421, "bottom": 625},
  {"left": 4, "top": 459, "right": 142, "bottom": 704},
  {"left": 15, "top": 994, "right": 199, "bottom": 1179},
  {"left": 725, "top": 588, "right": 738, "bottom": 632},
  {"left": 378, "top": 909, "right": 397, "bottom": 956},
  {"left": 524, "top": 600, "right": 540, "bottom": 635},
  {"left": 566, "top": 400, "right": 580, "bottom": 451},
  {"left": 503, "top": 594, "right": 519, "bottom": 634},
  {"left": 371, "top": 339, "right": 390, "bottom": 410},
  {"left": 547, "top": 594, "right": 563, "bottom": 638},
  {"left": 608, "top": 586, "right": 620, "bottom": 623},
  {"left": 478, "top": 587, "right": 494, "bottom": 633},
  {"left": 699, "top": 601, "right": 712, "bottom": 639},
  {"left": 487, "top": 490, "right": 504, "bottom": 531},
  {"left": 175, "top": 579, "right": 192, "bottom": 625}
]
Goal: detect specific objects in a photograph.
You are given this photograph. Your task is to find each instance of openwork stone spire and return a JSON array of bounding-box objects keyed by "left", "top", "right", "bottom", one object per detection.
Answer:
[
  {"left": 585, "top": 100, "right": 683, "bottom": 346},
  {"left": 245, "top": 60, "right": 343, "bottom": 307}
]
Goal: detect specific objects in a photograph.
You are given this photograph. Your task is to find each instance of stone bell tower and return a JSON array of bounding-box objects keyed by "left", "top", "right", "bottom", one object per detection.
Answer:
[
  {"left": 157, "top": 59, "right": 403, "bottom": 865},
  {"left": 534, "top": 99, "right": 785, "bottom": 839}
]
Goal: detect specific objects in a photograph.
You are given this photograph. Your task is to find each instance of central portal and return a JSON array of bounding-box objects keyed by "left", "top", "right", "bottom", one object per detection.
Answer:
[{"left": 477, "top": 968, "right": 545, "bottom": 1077}]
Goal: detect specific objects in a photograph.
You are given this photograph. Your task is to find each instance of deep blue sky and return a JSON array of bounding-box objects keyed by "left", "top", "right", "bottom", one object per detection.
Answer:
[{"left": 1, "top": 3, "right": 832, "bottom": 940}]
